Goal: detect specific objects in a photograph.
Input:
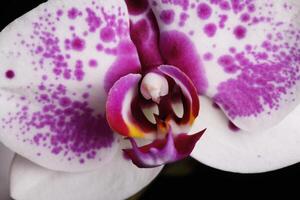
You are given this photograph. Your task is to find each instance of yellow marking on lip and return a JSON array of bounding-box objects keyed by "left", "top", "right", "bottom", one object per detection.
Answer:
[
  {"left": 127, "top": 124, "right": 145, "bottom": 138},
  {"left": 189, "top": 111, "right": 196, "bottom": 125}
]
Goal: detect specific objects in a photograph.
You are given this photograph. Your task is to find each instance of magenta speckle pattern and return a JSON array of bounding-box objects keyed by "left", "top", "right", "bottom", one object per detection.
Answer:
[
  {"left": 203, "top": 23, "right": 217, "bottom": 37},
  {"left": 0, "top": 1, "right": 134, "bottom": 165},
  {"left": 159, "top": 9, "right": 175, "bottom": 25},
  {"left": 71, "top": 37, "right": 86, "bottom": 51},
  {"left": 233, "top": 25, "right": 247, "bottom": 39},
  {"left": 68, "top": 7, "right": 81, "bottom": 20},
  {"left": 197, "top": 3, "right": 212, "bottom": 20},
  {"left": 1, "top": 0, "right": 300, "bottom": 166},
  {"left": 153, "top": 0, "right": 300, "bottom": 122},
  {"left": 100, "top": 26, "right": 116, "bottom": 42}
]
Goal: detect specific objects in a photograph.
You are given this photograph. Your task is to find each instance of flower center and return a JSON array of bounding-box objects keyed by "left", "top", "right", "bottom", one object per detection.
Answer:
[{"left": 106, "top": 65, "right": 205, "bottom": 168}]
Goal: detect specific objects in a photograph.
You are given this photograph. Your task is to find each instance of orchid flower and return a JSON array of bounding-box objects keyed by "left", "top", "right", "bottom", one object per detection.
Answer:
[{"left": 0, "top": 0, "right": 300, "bottom": 199}]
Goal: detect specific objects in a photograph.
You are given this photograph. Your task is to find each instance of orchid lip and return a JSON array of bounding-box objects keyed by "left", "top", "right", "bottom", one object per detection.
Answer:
[{"left": 123, "top": 128, "right": 206, "bottom": 168}]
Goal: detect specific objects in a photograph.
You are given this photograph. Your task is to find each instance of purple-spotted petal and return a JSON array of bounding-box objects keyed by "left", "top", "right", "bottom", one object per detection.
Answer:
[
  {"left": 10, "top": 140, "right": 163, "bottom": 200},
  {"left": 150, "top": 0, "right": 300, "bottom": 131},
  {"left": 123, "top": 129, "right": 205, "bottom": 168},
  {"left": 191, "top": 96, "right": 300, "bottom": 173},
  {"left": 0, "top": 0, "right": 140, "bottom": 172}
]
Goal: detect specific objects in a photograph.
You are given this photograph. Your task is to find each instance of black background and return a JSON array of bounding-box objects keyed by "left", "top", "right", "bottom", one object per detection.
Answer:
[{"left": 0, "top": 0, "right": 299, "bottom": 199}]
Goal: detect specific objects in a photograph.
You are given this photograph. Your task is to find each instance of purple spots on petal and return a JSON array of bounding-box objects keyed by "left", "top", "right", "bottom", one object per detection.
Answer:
[
  {"left": 100, "top": 26, "right": 115, "bottom": 42},
  {"left": 240, "top": 13, "right": 250, "bottom": 22},
  {"left": 52, "top": 147, "right": 63, "bottom": 155},
  {"left": 71, "top": 37, "right": 86, "bottom": 51},
  {"left": 179, "top": 12, "right": 189, "bottom": 27},
  {"left": 214, "top": 56, "right": 300, "bottom": 118},
  {"left": 203, "top": 23, "right": 217, "bottom": 37},
  {"left": 203, "top": 52, "right": 213, "bottom": 61},
  {"left": 230, "top": 0, "right": 243, "bottom": 13},
  {"left": 74, "top": 60, "right": 85, "bottom": 81},
  {"left": 229, "top": 47, "right": 236, "bottom": 53},
  {"left": 88, "top": 59, "right": 98, "bottom": 68},
  {"left": 35, "top": 46, "right": 44, "bottom": 54},
  {"left": 86, "top": 8, "right": 102, "bottom": 32},
  {"left": 3, "top": 84, "right": 115, "bottom": 163},
  {"left": 33, "top": 133, "right": 43, "bottom": 145},
  {"left": 219, "top": 1, "right": 231, "bottom": 10},
  {"left": 159, "top": 9, "right": 175, "bottom": 25},
  {"left": 96, "top": 44, "right": 104, "bottom": 51},
  {"left": 218, "top": 55, "right": 234, "bottom": 67},
  {"left": 68, "top": 8, "right": 80, "bottom": 20},
  {"left": 233, "top": 25, "right": 247, "bottom": 39},
  {"left": 3, "top": 4, "right": 130, "bottom": 164},
  {"left": 69, "top": 26, "right": 75, "bottom": 31},
  {"left": 59, "top": 97, "right": 72, "bottom": 107},
  {"left": 56, "top": 9, "right": 63, "bottom": 17},
  {"left": 218, "top": 14, "right": 228, "bottom": 29},
  {"left": 82, "top": 92, "right": 90, "bottom": 99},
  {"left": 197, "top": 3, "right": 212, "bottom": 20},
  {"left": 151, "top": 0, "right": 300, "bottom": 121},
  {"left": 5, "top": 70, "right": 15, "bottom": 79},
  {"left": 213, "top": 7, "right": 300, "bottom": 118},
  {"left": 247, "top": 4, "right": 256, "bottom": 13},
  {"left": 218, "top": 55, "right": 239, "bottom": 73}
]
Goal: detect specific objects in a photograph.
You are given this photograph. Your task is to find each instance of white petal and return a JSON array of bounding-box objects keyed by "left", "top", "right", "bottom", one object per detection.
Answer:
[
  {"left": 0, "top": 0, "right": 140, "bottom": 171},
  {"left": 150, "top": 0, "right": 300, "bottom": 132},
  {"left": 10, "top": 139, "right": 162, "bottom": 200},
  {"left": 191, "top": 96, "right": 300, "bottom": 173},
  {"left": 0, "top": 143, "right": 14, "bottom": 200}
]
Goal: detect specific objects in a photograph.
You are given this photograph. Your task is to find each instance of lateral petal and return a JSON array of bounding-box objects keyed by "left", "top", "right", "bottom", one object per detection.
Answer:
[
  {"left": 150, "top": 0, "right": 300, "bottom": 131},
  {"left": 191, "top": 96, "right": 300, "bottom": 173},
  {"left": 0, "top": 0, "right": 140, "bottom": 172}
]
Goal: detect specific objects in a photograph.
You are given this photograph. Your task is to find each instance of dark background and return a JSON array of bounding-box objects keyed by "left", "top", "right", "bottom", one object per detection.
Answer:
[{"left": 1, "top": 0, "right": 299, "bottom": 199}]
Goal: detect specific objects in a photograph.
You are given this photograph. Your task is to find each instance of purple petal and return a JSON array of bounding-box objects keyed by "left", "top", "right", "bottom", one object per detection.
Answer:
[{"left": 123, "top": 128, "right": 205, "bottom": 168}]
